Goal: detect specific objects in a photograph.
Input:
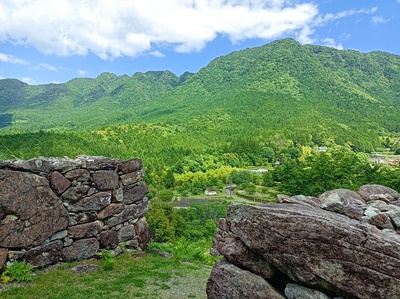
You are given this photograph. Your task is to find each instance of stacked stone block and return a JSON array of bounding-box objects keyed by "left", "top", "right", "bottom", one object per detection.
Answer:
[{"left": 0, "top": 155, "right": 150, "bottom": 270}]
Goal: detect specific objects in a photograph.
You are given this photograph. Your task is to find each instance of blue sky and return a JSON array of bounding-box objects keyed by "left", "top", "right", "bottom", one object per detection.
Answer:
[{"left": 0, "top": 0, "right": 399, "bottom": 85}]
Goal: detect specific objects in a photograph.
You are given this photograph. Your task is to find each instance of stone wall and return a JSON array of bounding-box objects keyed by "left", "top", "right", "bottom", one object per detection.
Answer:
[
  {"left": 0, "top": 156, "right": 150, "bottom": 270},
  {"left": 207, "top": 185, "right": 400, "bottom": 299}
]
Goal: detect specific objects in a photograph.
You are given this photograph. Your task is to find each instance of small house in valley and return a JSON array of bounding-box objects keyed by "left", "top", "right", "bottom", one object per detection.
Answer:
[{"left": 204, "top": 189, "right": 217, "bottom": 196}]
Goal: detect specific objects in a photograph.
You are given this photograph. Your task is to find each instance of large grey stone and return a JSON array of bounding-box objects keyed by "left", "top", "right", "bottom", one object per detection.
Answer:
[
  {"left": 68, "top": 192, "right": 111, "bottom": 212},
  {"left": 6, "top": 158, "right": 52, "bottom": 173},
  {"left": 118, "top": 224, "right": 135, "bottom": 242},
  {"left": 78, "top": 156, "right": 120, "bottom": 170},
  {"left": 206, "top": 258, "right": 285, "bottom": 299},
  {"left": 64, "top": 169, "right": 90, "bottom": 182},
  {"left": 226, "top": 203, "right": 400, "bottom": 299},
  {"left": 212, "top": 217, "right": 276, "bottom": 280},
  {"left": 386, "top": 209, "right": 400, "bottom": 228},
  {"left": 21, "top": 240, "right": 63, "bottom": 268},
  {"left": 118, "top": 158, "right": 142, "bottom": 174},
  {"left": 319, "top": 189, "right": 365, "bottom": 220},
  {"left": 107, "top": 199, "right": 149, "bottom": 228},
  {"left": 91, "top": 170, "right": 119, "bottom": 190},
  {"left": 67, "top": 220, "right": 103, "bottom": 239},
  {"left": 63, "top": 238, "right": 99, "bottom": 261},
  {"left": 123, "top": 181, "right": 149, "bottom": 204},
  {"left": 119, "top": 170, "right": 145, "bottom": 186},
  {"left": 368, "top": 213, "right": 394, "bottom": 229},
  {"left": 61, "top": 185, "right": 90, "bottom": 202},
  {"left": 276, "top": 194, "right": 321, "bottom": 208},
  {"left": 97, "top": 203, "right": 125, "bottom": 220},
  {"left": 99, "top": 230, "right": 119, "bottom": 249},
  {"left": 48, "top": 171, "right": 71, "bottom": 194},
  {"left": 134, "top": 216, "right": 151, "bottom": 250},
  {"left": 358, "top": 184, "right": 400, "bottom": 203},
  {"left": 217, "top": 236, "right": 276, "bottom": 280},
  {"left": 49, "top": 158, "right": 82, "bottom": 173},
  {"left": 0, "top": 170, "right": 69, "bottom": 248},
  {"left": 285, "top": 283, "right": 331, "bottom": 299},
  {"left": 69, "top": 212, "right": 98, "bottom": 225}
]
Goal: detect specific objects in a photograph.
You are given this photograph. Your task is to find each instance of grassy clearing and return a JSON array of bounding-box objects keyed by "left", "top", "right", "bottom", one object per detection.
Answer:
[{"left": 0, "top": 251, "right": 212, "bottom": 299}]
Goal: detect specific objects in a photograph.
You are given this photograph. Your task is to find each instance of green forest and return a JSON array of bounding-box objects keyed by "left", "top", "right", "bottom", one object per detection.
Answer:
[{"left": 1, "top": 38, "right": 400, "bottom": 262}]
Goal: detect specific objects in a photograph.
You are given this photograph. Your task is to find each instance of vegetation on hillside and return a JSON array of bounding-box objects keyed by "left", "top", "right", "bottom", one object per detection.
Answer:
[
  {"left": 1, "top": 38, "right": 399, "bottom": 153},
  {"left": 1, "top": 38, "right": 400, "bottom": 296}
]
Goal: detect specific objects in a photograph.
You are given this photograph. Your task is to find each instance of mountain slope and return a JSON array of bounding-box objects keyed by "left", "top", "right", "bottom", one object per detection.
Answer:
[{"left": 0, "top": 38, "right": 399, "bottom": 151}]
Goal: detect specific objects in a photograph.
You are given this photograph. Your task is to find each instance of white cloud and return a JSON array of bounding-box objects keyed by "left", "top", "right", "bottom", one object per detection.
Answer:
[
  {"left": 315, "top": 7, "right": 377, "bottom": 25},
  {"left": 0, "top": 0, "right": 318, "bottom": 59},
  {"left": 0, "top": 52, "right": 28, "bottom": 65},
  {"left": 149, "top": 50, "right": 165, "bottom": 58},
  {"left": 371, "top": 16, "right": 390, "bottom": 25},
  {"left": 21, "top": 77, "right": 36, "bottom": 85},
  {"left": 36, "top": 63, "right": 58, "bottom": 71},
  {"left": 297, "top": 25, "right": 315, "bottom": 44},
  {"left": 322, "top": 38, "right": 343, "bottom": 50}
]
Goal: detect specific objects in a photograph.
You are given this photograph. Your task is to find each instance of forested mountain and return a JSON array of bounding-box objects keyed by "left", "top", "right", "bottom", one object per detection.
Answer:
[{"left": 1, "top": 38, "right": 400, "bottom": 152}]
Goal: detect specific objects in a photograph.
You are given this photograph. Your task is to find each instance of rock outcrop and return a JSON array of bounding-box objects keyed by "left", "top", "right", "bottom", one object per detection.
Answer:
[
  {"left": 207, "top": 185, "right": 400, "bottom": 299},
  {"left": 0, "top": 156, "right": 150, "bottom": 271}
]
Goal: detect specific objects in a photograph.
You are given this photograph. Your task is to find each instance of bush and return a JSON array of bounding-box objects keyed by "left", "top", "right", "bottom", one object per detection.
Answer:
[
  {"left": 147, "top": 199, "right": 188, "bottom": 243},
  {"left": 147, "top": 239, "right": 220, "bottom": 266},
  {"left": 156, "top": 189, "right": 174, "bottom": 202},
  {"left": 97, "top": 249, "right": 114, "bottom": 271},
  {"left": 1, "top": 261, "right": 32, "bottom": 284},
  {"left": 229, "top": 170, "right": 253, "bottom": 184}
]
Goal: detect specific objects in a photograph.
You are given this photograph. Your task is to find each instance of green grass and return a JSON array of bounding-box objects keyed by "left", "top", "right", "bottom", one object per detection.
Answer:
[{"left": 0, "top": 252, "right": 212, "bottom": 299}]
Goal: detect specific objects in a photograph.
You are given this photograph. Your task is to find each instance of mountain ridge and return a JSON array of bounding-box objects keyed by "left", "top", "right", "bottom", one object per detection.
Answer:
[{"left": 1, "top": 38, "right": 399, "bottom": 153}]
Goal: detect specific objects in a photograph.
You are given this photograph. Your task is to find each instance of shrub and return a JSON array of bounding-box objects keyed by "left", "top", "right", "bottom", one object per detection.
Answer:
[
  {"left": 1, "top": 261, "right": 32, "bottom": 284},
  {"left": 97, "top": 250, "right": 114, "bottom": 271},
  {"left": 156, "top": 189, "right": 174, "bottom": 202}
]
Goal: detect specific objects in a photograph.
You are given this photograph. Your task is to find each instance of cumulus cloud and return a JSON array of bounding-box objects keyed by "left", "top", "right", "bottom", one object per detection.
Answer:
[
  {"left": 322, "top": 38, "right": 343, "bottom": 50},
  {"left": 150, "top": 50, "right": 165, "bottom": 58},
  {"left": 0, "top": 0, "right": 318, "bottom": 59},
  {"left": 371, "top": 16, "right": 390, "bottom": 25},
  {"left": 0, "top": 52, "right": 28, "bottom": 65},
  {"left": 21, "top": 77, "right": 36, "bottom": 85},
  {"left": 297, "top": 25, "right": 315, "bottom": 44}
]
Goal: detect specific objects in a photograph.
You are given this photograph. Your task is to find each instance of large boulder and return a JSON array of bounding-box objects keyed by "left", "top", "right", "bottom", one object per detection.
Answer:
[
  {"left": 206, "top": 258, "right": 285, "bottom": 299},
  {"left": 210, "top": 202, "right": 400, "bottom": 299},
  {"left": 358, "top": 184, "right": 400, "bottom": 203},
  {"left": 319, "top": 189, "right": 365, "bottom": 220},
  {"left": 0, "top": 170, "right": 69, "bottom": 248}
]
